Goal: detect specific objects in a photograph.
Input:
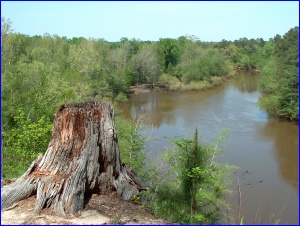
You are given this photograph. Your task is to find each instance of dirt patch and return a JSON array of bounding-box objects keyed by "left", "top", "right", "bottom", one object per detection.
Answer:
[
  {"left": 1, "top": 191, "right": 168, "bottom": 225},
  {"left": 129, "top": 85, "right": 151, "bottom": 94}
]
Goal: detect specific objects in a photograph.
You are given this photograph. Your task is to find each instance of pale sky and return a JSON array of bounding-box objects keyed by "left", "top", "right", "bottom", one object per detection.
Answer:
[{"left": 1, "top": 1, "right": 299, "bottom": 42}]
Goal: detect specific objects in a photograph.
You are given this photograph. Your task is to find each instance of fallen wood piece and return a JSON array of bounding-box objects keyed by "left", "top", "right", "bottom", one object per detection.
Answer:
[{"left": 3, "top": 203, "right": 18, "bottom": 211}]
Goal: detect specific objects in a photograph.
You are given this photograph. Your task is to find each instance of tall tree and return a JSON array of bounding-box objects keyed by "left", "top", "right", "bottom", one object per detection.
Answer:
[
  {"left": 259, "top": 27, "right": 299, "bottom": 121},
  {"left": 130, "top": 43, "right": 161, "bottom": 84},
  {"left": 68, "top": 39, "right": 101, "bottom": 78},
  {"left": 157, "top": 38, "right": 181, "bottom": 71},
  {"left": 177, "top": 47, "right": 228, "bottom": 83}
]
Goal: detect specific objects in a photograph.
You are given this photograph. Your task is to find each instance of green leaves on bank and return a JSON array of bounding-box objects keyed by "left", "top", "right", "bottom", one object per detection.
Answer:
[
  {"left": 147, "top": 128, "right": 234, "bottom": 224},
  {"left": 258, "top": 27, "right": 298, "bottom": 121},
  {"left": 2, "top": 109, "right": 53, "bottom": 178}
]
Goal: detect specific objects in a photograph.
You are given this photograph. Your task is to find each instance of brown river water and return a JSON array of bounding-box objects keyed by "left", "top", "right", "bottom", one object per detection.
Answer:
[{"left": 118, "top": 72, "right": 298, "bottom": 224}]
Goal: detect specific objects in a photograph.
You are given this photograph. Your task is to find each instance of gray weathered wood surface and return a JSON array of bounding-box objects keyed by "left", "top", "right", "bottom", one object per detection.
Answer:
[{"left": 1, "top": 101, "right": 146, "bottom": 217}]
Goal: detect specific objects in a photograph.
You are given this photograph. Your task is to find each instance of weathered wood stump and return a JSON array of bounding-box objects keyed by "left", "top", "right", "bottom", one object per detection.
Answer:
[{"left": 1, "top": 101, "right": 146, "bottom": 217}]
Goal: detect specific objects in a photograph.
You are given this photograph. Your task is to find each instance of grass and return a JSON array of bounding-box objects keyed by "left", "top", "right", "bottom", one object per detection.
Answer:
[{"left": 109, "top": 214, "right": 122, "bottom": 224}]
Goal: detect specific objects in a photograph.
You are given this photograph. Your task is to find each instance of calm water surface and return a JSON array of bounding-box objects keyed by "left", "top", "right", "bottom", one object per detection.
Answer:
[{"left": 119, "top": 72, "right": 298, "bottom": 224}]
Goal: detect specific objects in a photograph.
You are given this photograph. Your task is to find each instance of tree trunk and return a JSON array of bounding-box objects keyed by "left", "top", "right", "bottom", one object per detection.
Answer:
[{"left": 1, "top": 101, "right": 146, "bottom": 217}]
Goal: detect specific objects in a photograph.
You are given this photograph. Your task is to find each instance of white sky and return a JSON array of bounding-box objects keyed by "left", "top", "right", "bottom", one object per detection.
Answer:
[{"left": 1, "top": 1, "right": 299, "bottom": 42}]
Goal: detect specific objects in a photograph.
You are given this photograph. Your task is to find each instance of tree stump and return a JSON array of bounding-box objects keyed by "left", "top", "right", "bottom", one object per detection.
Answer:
[{"left": 1, "top": 101, "right": 146, "bottom": 217}]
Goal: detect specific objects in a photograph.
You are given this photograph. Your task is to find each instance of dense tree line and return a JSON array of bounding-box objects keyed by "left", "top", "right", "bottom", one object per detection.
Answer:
[
  {"left": 1, "top": 17, "right": 298, "bottom": 178},
  {"left": 258, "top": 27, "right": 298, "bottom": 121}
]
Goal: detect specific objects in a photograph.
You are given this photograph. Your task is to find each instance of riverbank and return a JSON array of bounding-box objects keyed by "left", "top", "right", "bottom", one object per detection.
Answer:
[
  {"left": 128, "top": 67, "right": 263, "bottom": 95},
  {"left": 129, "top": 73, "right": 236, "bottom": 95},
  {"left": 232, "top": 66, "right": 261, "bottom": 73},
  {"left": 164, "top": 74, "right": 235, "bottom": 92}
]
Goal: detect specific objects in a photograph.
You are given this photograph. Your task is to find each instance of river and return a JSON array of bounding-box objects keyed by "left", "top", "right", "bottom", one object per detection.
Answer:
[{"left": 118, "top": 72, "right": 298, "bottom": 224}]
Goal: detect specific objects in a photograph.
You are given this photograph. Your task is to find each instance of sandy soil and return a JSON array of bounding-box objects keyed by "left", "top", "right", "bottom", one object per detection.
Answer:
[{"left": 1, "top": 183, "right": 167, "bottom": 225}]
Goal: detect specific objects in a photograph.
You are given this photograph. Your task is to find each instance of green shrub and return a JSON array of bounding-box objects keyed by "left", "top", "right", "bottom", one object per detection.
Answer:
[
  {"left": 147, "top": 128, "right": 235, "bottom": 224},
  {"left": 209, "top": 76, "right": 223, "bottom": 86},
  {"left": 158, "top": 73, "right": 180, "bottom": 87},
  {"left": 114, "top": 92, "right": 128, "bottom": 103},
  {"left": 115, "top": 116, "right": 148, "bottom": 180},
  {"left": 2, "top": 109, "right": 53, "bottom": 178}
]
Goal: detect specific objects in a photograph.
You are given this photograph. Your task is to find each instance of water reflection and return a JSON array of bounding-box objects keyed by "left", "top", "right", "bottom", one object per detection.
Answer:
[
  {"left": 257, "top": 119, "right": 299, "bottom": 190},
  {"left": 233, "top": 71, "right": 260, "bottom": 93},
  {"left": 121, "top": 85, "right": 227, "bottom": 129},
  {"left": 126, "top": 90, "right": 179, "bottom": 127}
]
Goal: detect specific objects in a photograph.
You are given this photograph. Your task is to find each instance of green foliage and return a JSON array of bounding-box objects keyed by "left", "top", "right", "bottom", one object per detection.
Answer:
[
  {"left": 158, "top": 73, "right": 180, "bottom": 89},
  {"left": 237, "top": 53, "right": 251, "bottom": 68},
  {"left": 274, "top": 219, "right": 281, "bottom": 224},
  {"left": 157, "top": 38, "right": 181, "bottom": 71},
  {"left": 166, "top": 62, "right": 174, "bottom": 76},
  {"left": 257, "top": 41, "right": 275, "bottom": 69},
  {"left": 105, "top": 73, "right": 128, "bottom": 98},
  {"left": 2, "top": 109, "right": 53, "bottom": 178},
  {"left": 68, "top": 39, "right": 102, "bottom": 78},
  {"left": 258, "top": 27, "right": 298, "bottom": 121},
  {"left": 115, "top": 114, "right": 162, "bottom": 185},
  {"left": 240, "top": 216, "right": 244, "bottom": 225},
  {"left": 178, "top": 48, "right": 229, "bottom": 84},
  {"left": 114, "top": 92, "right": 128, "bottom": 103},
  {"left": 214, "top": 37, "right": 264, "bottom": 69},
  {"left": 130, "top": 194, "right": 141, "bottom": 204},
  {"left": 148, "top": 129, "right": 234, "bottom": 224},
  {"left": 208, "top": 76, "right": 223, "bottom": 87},
  {"left": 123, "top": 69, "right": 135, "bottom": 87},
  {"left": 258, "top": 58, "right": 277, "bottom": 93},
  {"left": 109, "top": 214, "right": 122, "bottom": 224},
  {"left": 115, "top": 116, "right": 147, "bottom": 180},
  {"left": 130, "top": 43, "right": 161, "bottom": 84}
]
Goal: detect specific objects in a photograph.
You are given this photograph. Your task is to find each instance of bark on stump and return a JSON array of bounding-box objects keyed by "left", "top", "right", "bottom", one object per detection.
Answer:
[{"left": 1, "top": 101, "right": 146, "bottom": 217}]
